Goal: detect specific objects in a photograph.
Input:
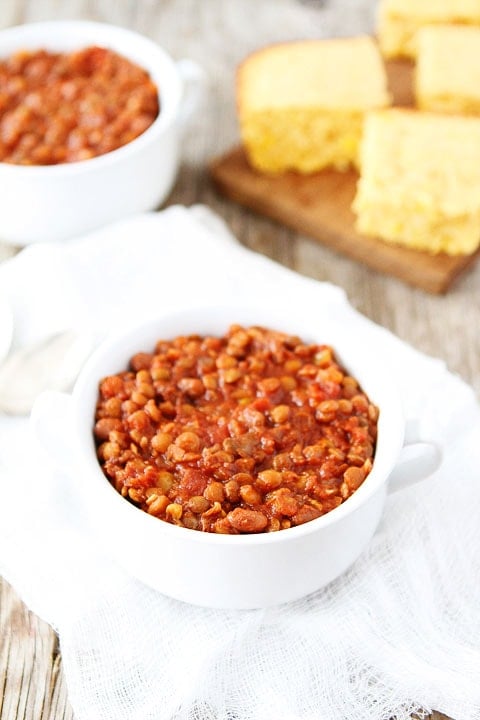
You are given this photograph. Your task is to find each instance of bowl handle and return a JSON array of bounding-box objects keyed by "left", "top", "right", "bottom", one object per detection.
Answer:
[
  {"left": 176, "top": 58, "right": 207, "bottom": 127},
  {"left": 387, "top": 420, "right": 442, "bottom": 495},
  {"left": 30, "top": 390, "right": 75, "bottom": 471}
]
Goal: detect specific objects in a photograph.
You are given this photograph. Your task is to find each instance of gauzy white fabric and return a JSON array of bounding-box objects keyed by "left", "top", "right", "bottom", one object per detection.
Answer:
[{"left": 0, "top": 206, "right": 479, "bottom": 720}]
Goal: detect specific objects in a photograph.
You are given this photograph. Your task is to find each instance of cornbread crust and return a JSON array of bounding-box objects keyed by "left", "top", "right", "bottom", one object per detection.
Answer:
[
  {"left": 237, "top": 37, "right": 390, "bottom": 173},
  {"left": 353, "top": 109, "right": 480, "bottom": 255},
  {"left": 378, "top": 0, "right": 480, "bottom": 58},
  {"left": 416, "top": 25, "right": 480, "bottom": 114}
]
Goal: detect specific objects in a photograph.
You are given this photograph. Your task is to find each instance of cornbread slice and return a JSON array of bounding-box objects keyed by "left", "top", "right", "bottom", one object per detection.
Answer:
[
  {"left": 378, "top": 0, "right": 480, "bottom": 59},
  {"left": 416, "top": 25, "right": 480, "bottom": 114},
  {"left": 237, "top": 37, "right": 390, "bottom": 173},
  {"left": 353, "top": 109, "right": 480, "bottom": 255}
]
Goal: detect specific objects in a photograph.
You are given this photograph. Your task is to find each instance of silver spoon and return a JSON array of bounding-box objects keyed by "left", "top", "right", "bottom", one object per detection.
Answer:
[{"left": 0, "top": 329, "right": 93, "bottom": 416}]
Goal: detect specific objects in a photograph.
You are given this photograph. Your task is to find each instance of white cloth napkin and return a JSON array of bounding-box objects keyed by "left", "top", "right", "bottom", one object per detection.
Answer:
[{"left": 0, "top": 205, "right": 479, "bottom": 720}]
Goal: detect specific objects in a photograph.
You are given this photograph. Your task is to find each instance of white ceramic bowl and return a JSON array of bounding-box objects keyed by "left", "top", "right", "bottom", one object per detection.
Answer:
[
  {"left": 31, "top": 305, "right": 441, "bottom": 609},
  {"left": 0, "top": 21, "right": 204, "bottom": 245}
]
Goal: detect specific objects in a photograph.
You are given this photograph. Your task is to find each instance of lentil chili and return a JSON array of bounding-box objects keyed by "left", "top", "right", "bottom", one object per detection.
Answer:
[
  {"left": 0, "top": 46, "right": 159, "bottom": 165},
  {"left": 94, "top": 325, "right": 379, "bottom": 534}
]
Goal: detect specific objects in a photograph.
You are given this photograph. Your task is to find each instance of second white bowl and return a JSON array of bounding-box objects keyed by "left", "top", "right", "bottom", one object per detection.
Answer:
[{"left": 0, "top": 20, "right": 204, "bottom": 245}]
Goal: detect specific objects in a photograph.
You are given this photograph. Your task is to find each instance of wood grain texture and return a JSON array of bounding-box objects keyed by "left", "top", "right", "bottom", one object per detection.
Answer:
[
  {"left": 211, "top": 146, "right": 480, "bottom": 293},
  {"left": 0, "top": 1, "right": 477, "bottom": 719}
]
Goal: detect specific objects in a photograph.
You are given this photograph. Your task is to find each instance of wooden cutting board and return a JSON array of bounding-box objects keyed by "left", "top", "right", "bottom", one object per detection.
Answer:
[{"left": 210, "top": 60, "right": 480, "bottom": 294}]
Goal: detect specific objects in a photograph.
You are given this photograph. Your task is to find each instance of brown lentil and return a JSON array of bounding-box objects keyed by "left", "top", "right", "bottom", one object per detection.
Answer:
[{"left": 94, "top": 325, "right": 379, "bottom": 534}]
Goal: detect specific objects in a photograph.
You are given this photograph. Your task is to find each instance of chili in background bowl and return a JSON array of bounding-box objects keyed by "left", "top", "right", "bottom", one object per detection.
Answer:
[
  {"left": 0, "top": 21, "right": 204, "bottom": 245},
  {"left": 31, "top": 305, "right": 441, "bottom": 609},
  {"left": 0, "top": 45, "right": 160, "bottom": 165}
]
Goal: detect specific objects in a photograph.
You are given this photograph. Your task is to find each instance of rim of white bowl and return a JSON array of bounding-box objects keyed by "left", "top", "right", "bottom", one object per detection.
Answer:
[
  {"left": 72, "top": 306, "right": 405, "bottom": 546},
  {"left": 0, "top": 20, "right": 181, "bottom": 174}
]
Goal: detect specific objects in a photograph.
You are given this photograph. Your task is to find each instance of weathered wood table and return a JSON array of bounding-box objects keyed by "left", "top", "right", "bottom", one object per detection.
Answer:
[{"left": 0, "top": 1, "right": 477, "bottom": 718}]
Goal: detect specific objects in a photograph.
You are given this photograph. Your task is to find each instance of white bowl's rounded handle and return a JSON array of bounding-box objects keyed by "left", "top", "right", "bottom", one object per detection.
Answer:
[
  {"left": 176, "top": 58, "right": 207, "bottom": 127},
  {"left": 30, "top": 390, "right": 74, "bottom": 470},
  {"left": 387, "top": 420, "right": 442, "bottom": 494}
]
